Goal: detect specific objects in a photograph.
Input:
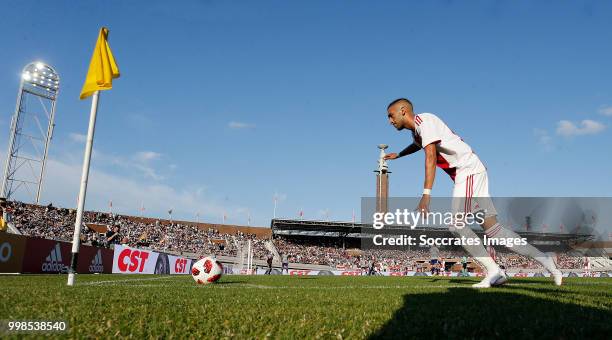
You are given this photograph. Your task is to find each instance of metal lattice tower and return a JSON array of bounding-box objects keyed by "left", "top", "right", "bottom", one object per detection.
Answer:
[{"left": 2, "top": 62, "right": 59, "bottom": 203}]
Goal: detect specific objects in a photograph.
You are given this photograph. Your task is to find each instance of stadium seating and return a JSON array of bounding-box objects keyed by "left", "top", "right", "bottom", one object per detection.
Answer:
[{"left": 3, "top": 201, "right": 595, "bottom": 271}]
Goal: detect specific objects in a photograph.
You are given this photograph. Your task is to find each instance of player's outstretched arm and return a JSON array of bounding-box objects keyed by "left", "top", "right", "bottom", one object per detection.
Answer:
[
  {"left": 417, "top": 143, "right": 437, "bottom": 214},
  {"left": 385, "top": 143, "right": 421, "bottom": 160},
  {"left": 423, "top": 143, "right": 436, "bottom": 190}
]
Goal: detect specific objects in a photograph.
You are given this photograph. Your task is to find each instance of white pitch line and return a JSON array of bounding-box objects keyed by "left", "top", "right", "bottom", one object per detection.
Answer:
[
  {"left": 77, "top": 281, "right": 611, "bottom": 289},
  {"left": 81, "top": 276, "right": 177, "bottom": 286},
  {"left": 241, "top": 283, "right": 277, "bottom": 289},
  {"left": 78, "top": 276, "right": 612, "bottom": 288},
  {"left": 197, "top": 283, "right": 604, "bottom": 289},
  {"left": 194, "top": 284, "right": 469, "bottom": 289}
]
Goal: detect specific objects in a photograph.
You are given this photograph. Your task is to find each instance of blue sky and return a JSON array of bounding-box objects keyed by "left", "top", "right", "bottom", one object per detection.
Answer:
[{"left": 0, "top": 1, "right": 611, "bottom": 227}]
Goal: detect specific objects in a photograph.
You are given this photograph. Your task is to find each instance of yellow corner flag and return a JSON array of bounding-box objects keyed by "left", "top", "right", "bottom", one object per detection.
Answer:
[{"left": 79, "top": 27, "right": 120, "bottom": 100}]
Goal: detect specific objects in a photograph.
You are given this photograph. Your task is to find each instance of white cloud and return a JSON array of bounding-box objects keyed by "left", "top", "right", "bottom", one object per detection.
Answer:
[
  {"left": 533, "top": 128, "right": 554, "bottom": 151},
  {"left": 556, "top": 119, "right": 606, "bottom": 137},
  {"left": 195, "top": 186, "right": 206, "bottom": 197},
  {"left": 38, "top": 156, "right": 243, "bottom": 223},
  {"left": 599, "top": 105, "right": 612, "bottom": 116},
  {"left": 228, "top": 121, "right": 255, "bottom": 129},
  {"left": 273, "top": 192, "right": 287, "bottom": 203},
  {"left": 126, "top": 113, "right": 154, "bottom": 128},
  {"left": 0, "top": 146, "right": 252, "bottom": 225},
  {"left": 133, "top": 151, "right": 164, "bottom": 180},
  {"left": 318, "top": 209, "right": 331, "bottom": 220},
  {"left": 69, "top": 133, "right": 87, "bottom": 143},
  {"left": 133, "top": 164, "right": 165, "bottom": 181},
  {"left": 87, "top": 150, "right": 165, "bottom": 181},
  {"left": 135, "top": 151, "right": 162, "bottom": 162}
]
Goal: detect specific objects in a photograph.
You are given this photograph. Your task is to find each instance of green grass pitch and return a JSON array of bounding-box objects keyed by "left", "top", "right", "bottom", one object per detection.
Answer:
[{"left": 1, "top": 274, "right": 610, "bottom": 339}]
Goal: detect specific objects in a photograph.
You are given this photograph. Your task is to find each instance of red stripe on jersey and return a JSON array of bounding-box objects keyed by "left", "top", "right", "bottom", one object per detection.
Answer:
[
  {"left": 436, "top": 152, "right": 457, "bottom": 182},
  {"left": 487, "top": 224, "right": 502, "bottom": 237},
  {"left": 466, "top": 175, "right": 472, "bottom": 212},
  {"left": 492, "top": 225, "right": 502, "bottom": 237},
  {"left": 470, "top": 176, "right": 474, "bottom": 211},
  {"left": 469, "top": 175, "right": 474, "bottom": 212},
  {"left": 415, "top": 116, "right": 422, "bottom": 125},
  {"left": 464, "top": 176, "right": 469, "bottom": 213}
]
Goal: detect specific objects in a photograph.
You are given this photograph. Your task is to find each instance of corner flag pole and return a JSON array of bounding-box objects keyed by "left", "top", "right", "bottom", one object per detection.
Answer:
[
  {"left": 66, "top": 27, "right": 119, "bottom": 286},
  {"left": 67, "top": 91, "right": 100, "bottom": 286}
]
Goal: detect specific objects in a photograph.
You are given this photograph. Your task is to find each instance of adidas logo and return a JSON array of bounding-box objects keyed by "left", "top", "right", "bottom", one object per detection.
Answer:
[
  {"left": 89, "top": 249, "right": 104, "bottom": 272},
  {"left": 42, "top": 243, "right": 67, "bottom": 272}
]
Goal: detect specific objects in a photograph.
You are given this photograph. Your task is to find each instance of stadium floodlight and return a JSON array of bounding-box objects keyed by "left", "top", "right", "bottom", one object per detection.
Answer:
[{"left": 1, "top": 61, "right": 60, "bottom": 203}]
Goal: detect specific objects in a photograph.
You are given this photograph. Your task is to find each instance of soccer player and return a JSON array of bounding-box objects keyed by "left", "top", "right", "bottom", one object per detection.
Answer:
[
  {"left": 584, "top": 256, "right": 591, "bottom": 276},
  {"left": 265, "top": 253, "right": 273, "bottom": 275},
  {"left": 384, "top": 98, "right": 562, "bottom": 288},
  {"left": 360, "top": 257, "right": 368, "bottom": 275},
  {"left": 461, "top": 255, "right": 469, "bottom": 277},
  {"left": 429, "top": 245, "right": 439, "bottom": 276},
  {"left": 281, "top": 252, "right": 289, "bottom": 274}
]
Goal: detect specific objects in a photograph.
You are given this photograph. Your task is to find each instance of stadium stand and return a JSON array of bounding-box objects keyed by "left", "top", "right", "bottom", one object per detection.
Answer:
[
  {"left": 3, "top": 201, "right": 269, "bottom": 259},
  {"left": 2, "top": 201, "right": 609, "bottom": 272},
  {"left": 270, "top": 219, "right": 609, "bottom": 272}
]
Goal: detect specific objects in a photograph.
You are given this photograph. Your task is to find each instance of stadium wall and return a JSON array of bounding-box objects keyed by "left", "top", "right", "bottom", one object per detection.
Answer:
[
  {"left": 0, "top": 233, "right": 194, "bottom": 275},
  {"left": 0, "top": 233, "right": 114, "bottom": 274},
  {"left": 3, "top": 233, "right": 610, "bottom": 278}
]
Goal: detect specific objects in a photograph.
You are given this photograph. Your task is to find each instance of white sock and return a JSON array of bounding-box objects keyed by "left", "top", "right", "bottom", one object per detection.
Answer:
[
  {"left": 453, "top": 225, "right": 499, "bottom": 273},
  {"left": 486, "top": 223, "right": 556, "bottom": 271}
]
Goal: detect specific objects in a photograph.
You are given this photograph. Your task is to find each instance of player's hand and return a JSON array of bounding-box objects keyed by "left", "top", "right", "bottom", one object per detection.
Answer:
[
  {"left": 384, "top": 153, "right": 398, "bottom": 160},
  {"left": 417, "top": 195, "right": 431, "bottom": 215}
]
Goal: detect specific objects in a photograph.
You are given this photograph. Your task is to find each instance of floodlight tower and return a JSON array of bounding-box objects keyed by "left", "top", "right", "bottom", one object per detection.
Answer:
[
  {"left": 2, "top": 62, "right": 59, "bottom": 203},
  {"left": 375, "top": 144, "right": 390, "bottom": 214}
]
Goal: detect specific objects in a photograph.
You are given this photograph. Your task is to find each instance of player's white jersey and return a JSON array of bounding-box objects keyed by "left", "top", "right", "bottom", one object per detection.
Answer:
[{"left": 412, "top": 112, "right": 486, "bottom": 183}]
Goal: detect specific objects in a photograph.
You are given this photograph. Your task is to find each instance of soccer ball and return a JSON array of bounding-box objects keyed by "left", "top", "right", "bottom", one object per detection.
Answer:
[{"left": 191, "top": 257, "right": 223, "bottom": 284}]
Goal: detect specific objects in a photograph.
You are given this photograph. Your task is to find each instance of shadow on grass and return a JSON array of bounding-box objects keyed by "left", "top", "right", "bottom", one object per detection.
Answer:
[{"left": 369, "top": 287, "right": 611, "bottom": 339}]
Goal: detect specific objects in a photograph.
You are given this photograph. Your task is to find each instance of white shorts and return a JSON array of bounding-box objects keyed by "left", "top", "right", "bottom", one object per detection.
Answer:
[{"left": 451, "top": 172, "right": 497, "bottom": 217}]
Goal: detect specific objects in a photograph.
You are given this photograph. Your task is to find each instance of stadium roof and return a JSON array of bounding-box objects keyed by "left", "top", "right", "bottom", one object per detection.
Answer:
[{"left": 271, "top": 218, "right": 595, "bottom": 244}]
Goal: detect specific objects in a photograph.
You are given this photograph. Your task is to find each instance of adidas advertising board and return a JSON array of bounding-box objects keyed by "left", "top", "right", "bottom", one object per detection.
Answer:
[
  {"left": 15, "top": 236, "right": 113, "bottom": 274},
  {"left": 42, "top": 243, "right": 67, "bottom": 272},
  {"left": 22, "top": 237, "right": 71, "bottom": 273},
  {"left": 90, "top": 250, "right": 104, "bottom": 272},
  {"left": 76, "top": 245, "right": 113, "bottom": 274}
]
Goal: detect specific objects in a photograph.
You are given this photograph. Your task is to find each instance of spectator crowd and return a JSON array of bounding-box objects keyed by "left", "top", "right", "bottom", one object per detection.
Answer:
[
  {"left": 3, "top": 201, "right": 586, "bottom": 271},
  {"left": 3, "top": 201, "right": 268, "bottom": 259}
]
